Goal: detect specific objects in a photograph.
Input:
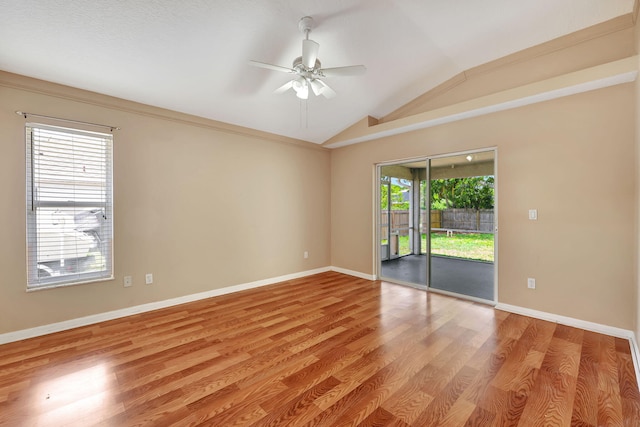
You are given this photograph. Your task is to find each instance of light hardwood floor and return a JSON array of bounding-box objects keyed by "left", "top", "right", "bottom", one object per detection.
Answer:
[{"left": 1, "top": 271, "right": 639, "bottom": 426}]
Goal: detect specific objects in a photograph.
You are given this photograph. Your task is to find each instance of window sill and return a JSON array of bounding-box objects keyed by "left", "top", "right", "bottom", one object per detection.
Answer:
[{"left": 26, "top": 275, "right": 115, "bottom": 292}]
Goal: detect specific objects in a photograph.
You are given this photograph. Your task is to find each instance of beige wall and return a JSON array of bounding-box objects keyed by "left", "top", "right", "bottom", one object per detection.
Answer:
[
  {"left": 635, "top": 13, "right": 640, "bottom": 343},
  {"left": 330, "top": 84, "right": 635, "bottom": 330},
  {"left": 0, "top": 73, "right": 331, "bottom": 334}
]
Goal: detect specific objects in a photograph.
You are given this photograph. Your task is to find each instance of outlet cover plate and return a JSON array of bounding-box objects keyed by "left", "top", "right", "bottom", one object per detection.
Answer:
[{"left": 527, "top": 278, "right": 536, "bottom": 289}]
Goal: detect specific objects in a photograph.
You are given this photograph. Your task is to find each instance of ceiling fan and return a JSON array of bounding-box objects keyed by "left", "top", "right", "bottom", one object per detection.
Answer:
[{"left": 249, "top": 16, "right": 366, "bottom": 100}]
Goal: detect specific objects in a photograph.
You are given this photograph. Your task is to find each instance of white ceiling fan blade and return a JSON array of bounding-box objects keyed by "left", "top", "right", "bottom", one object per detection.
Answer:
[
  {"left": 309, "top": 79, "right": 337, "bottom": 99},
  {"left": 248, "top": 60, "right": 294, "bottom": 73},
  {"left": 302, "top": 39, "right": 319, "bottom": 69},
  {"left": 309, "top": 79, "right": 323, "bottom": 96},
  {"left": 320, "top": 65, "right": 366, "bottom": 77},
  {"left": 274, "top": 80, "right": 294, "bottom": 94},
  {"left": 316, "top": 80, "right": 337, "bottom": 99}
]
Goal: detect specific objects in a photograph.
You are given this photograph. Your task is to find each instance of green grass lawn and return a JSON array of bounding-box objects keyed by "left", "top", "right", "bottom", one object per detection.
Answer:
[{"left": 396, "top": 232, "right": 494, "bottom": 262}]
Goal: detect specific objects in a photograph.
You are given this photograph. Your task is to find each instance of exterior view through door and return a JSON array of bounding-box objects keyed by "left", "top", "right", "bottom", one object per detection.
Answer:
[{"left": 379, "top": 150, "right": 496, "bottom": 302}]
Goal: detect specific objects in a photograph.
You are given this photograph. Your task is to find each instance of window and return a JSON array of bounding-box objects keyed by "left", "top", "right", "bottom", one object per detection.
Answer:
[{"left": 26, "top": 123, "right": 113, "bottom": 289}]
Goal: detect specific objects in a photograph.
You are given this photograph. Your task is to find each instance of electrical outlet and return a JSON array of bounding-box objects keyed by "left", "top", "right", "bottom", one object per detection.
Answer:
[
  {"left": 528, "top": 209, "right": 538, "bottom": 220},
  {"left": 124, "top": 276, "right": 132, "bottom": 287},
  {"left": 304, "top": 251, "right": 309, "bottom": 259},
  {"left": 527, "top": 278, "right": 536, "bottom": 289},
  {"left": 145, "top": 273, "right": 153, "bottom": 285}
]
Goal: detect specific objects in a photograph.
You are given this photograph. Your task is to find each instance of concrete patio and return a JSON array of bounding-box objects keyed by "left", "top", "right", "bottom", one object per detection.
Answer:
[{"left": 381, "top": 254, "right": 494, "bottom": 301}]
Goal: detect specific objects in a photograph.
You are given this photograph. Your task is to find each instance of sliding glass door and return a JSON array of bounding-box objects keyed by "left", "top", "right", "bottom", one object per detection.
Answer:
[
  {"left": 427, "top": 151, "right": 495, "bottom": 301},
  {"left": 378, "top": 150, "right": 496, "bottom": 302},
  {"left": 379, "top": 162, "right": 427, "bottom": 287}
]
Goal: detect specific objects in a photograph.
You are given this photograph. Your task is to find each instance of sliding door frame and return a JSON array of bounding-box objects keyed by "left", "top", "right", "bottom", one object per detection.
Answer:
[{"left": 375, "top": 147, "right": 498, "bottom": 304}]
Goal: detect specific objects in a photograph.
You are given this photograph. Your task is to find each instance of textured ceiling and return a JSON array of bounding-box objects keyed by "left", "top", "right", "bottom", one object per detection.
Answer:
[{"left": 0, "top": 0, "right": 634, "bottom": 143}]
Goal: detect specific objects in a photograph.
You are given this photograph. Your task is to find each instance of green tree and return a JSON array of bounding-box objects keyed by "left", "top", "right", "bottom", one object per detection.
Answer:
[
  {"left": 429, "top": 176, "right": 494, "bottom": 210},
  {"left": 456, "top": 176, "right": 494, "bottom": 210}
]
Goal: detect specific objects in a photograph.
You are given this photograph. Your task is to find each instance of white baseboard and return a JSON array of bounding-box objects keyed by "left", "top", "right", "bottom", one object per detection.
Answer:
[
  {"left": 0, "top": 266, "right": 331, "bottom": 345},
  {"left": 496, "top": 303, "right": 640, "bottom": 391},
  {"left": 330, "top": 266, "right": 375, "bottom": 281}
]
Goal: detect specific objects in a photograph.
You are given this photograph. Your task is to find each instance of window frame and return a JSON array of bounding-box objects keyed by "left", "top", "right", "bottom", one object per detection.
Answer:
[{"left": 25, "top": 123, "right": 114, "bottom": 290}]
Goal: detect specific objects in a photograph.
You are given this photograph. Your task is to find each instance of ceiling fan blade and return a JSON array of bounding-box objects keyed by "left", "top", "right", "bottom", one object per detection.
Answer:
[
  {"left": 309, "top": 79, "right": 337, "bottom": 98},
  {"left": 317, "top": 80, "right": 337, "bottom": 99},
  {"left": 302, "top": 39, "right": 319, "bottom": 68},
  {"left": 248, "top": 60, "right": 294, "bottom": 73},
  {"left": 320, "top": 65, "right": 366, "bottom": 77},
  {"left": 274, "top": 80, "right": 294, "bottom": 94},
  {"left": 309, "top": 79, "right": 323, "bottom": 96}
]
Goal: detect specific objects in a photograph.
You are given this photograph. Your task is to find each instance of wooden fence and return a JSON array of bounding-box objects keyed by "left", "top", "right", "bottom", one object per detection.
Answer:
[
  {"left": 439, "top": 209, "right": 494, "bottom": 232},
  {"left": 381, "top": 209, "right": 494, "bottom": 236}
]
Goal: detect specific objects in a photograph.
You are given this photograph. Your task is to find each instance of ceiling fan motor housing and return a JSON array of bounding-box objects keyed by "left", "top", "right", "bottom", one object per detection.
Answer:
[{"left": 293, "top": 56, "right": 321, "bottom": 74}]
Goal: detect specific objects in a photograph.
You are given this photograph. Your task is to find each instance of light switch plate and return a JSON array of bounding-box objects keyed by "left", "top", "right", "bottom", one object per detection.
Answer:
[{"left": 528, "top": 209, "right": 537, "bottom": 220}]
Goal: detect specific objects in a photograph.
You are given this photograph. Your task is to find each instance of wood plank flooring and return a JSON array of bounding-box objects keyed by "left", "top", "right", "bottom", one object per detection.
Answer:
[{"left": 1, "top": 271, "right": 639, "bottom": 426}]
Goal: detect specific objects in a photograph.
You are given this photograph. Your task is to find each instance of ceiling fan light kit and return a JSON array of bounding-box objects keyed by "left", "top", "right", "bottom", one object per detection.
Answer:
[{"left": 249, "top": 16, "right": 366, "bottom": 100}]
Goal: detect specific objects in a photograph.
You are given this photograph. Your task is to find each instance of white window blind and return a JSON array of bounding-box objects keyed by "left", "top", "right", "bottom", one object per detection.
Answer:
[{"left": 26, "top": 123, "right": 113, "bottom": 289}]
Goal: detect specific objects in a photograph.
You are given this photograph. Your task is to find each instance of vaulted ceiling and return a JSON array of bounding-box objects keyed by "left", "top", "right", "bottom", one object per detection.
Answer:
[{"left": 0, "top": 0, "right": 634, "bottom": 143}]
